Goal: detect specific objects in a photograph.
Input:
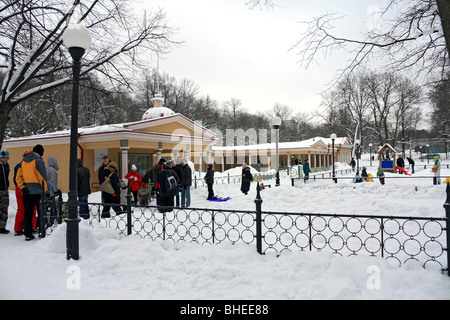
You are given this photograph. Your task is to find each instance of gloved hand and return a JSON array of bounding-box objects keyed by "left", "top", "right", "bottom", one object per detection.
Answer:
[{"left": 22, "top": 187, "right": 30, "bottom": 195}]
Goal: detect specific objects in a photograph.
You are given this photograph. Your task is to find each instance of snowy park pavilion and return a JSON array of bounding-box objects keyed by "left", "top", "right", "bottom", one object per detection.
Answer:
[
  {"left": 3, "top": 90, "right": 352, "bottom": 192},
  {"left": 3, "top": 95, "right": 216, "bottom": 193}
]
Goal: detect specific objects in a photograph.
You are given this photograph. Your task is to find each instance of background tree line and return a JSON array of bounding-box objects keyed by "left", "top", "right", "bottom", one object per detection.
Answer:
[{"left": 5, "top": 66, "right": 447, "bottom": 149}]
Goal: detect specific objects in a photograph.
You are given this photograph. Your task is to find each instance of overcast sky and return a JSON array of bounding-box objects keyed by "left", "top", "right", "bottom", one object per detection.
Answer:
[{"left": 137, "top": 0, "right": 390, "bottom": 116}]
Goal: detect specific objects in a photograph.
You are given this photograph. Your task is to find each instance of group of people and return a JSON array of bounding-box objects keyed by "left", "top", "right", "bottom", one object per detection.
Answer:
[
  {"left": 97, "top": 156, "right": 194, "bottom": 217},
  {"left": 0, "top": 145, "right": 91, "bottom": 241}
]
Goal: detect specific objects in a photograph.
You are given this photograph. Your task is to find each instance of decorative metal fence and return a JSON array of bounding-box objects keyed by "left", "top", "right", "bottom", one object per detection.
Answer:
[{"left": 43, "top": 183, "right": 449, "bottom": 275}]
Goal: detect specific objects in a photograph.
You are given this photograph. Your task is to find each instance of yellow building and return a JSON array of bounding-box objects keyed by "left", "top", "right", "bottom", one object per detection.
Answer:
[
  {"left": 212, "top": 136, "right": 353, "bottom": 171},
  {"left": 3, "top": 107, "right": 216, "bottom": 192}
]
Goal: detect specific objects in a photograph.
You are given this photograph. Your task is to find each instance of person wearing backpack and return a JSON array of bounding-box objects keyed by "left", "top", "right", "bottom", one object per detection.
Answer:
[{"left": 156, "top": 161, "right": 179, "bottom": 212}]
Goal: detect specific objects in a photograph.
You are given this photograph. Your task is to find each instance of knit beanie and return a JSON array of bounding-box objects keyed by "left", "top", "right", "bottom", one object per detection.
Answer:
[
  {"left": 33, "top": 144, "right": 44, "bottom": 157},
  {"left": 0, "top": 150, "right": 9, "bottom": 158}
]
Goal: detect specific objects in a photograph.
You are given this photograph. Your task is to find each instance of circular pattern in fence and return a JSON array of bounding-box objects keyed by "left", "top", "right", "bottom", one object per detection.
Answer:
[
  {"left": 346, "top": 218, "right": 363, "bottom": 234},
  {"left": 403, "top": 220, "right": 421, "bottom": 237},
  {"left": 214, "top": 227, "right": 226, "bottom": 243},
  {"left": 263, "top": 215, "right": 278, "bottom": 229},
  {"left": 241, "top": 229, "right": 254, "bottom": 244},
  {"left": 384, "top": 237, "right": 401, "bottom": 255},
  {"left": 295, "top": 233, "right": 310, "bottom": 250},
  {"left": 364, "top": 218, "right": 381, "bottom": 235},
  {"left": 294, "top": 216, "right": 309, "bottom": 232},
  {"left": 346, "top": 235, "right": 363, "bottom": 253},
  {"left": 279, "top": 215, "right": 294, "bottom": 230},
  {"left": 227, "top": 213, "right": 240, "bottom": 227},
  {"left": 328, "top": 235, "right": 345, "bottom": 251},
  {"left": 423, "top": 220, "right": 443, "bottom": 239},
  {"left": 241, "top": 213, "right": 255, "bottom": 229},
  {"left": 279, "top": 231, "right": 294, "bottom": 247},
  {"left": 403, "top": 239, "right": 422, "bottom": 257},
  {"left": 328, "top": 217, "right": 344, "bottom": 234},
  {"left": 311, "top": 234, "right": 327, "bottom": 250},
  {"left": 384, "top": 219, "right": 401, "bottom": 236},
  {"left": 311, "top": 216, "right": 326, "bottom": 233},
  {"left": 423, "top": 239, "right": 444, "bottom": 259},
  {"left": 264, "top": 230, "right": 278, "bottom": 246},
  {"left": 364, "top": 237, "right": 382, "bottom": 255}
]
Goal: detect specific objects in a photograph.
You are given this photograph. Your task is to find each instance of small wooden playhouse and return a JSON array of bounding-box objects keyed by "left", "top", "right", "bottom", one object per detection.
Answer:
[{"left": 377, "top": 143, "right": 397, "bottom": 173}]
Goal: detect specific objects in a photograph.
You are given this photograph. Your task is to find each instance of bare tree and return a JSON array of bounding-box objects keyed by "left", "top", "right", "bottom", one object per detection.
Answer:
[
  {"left": 0, "top": 0, "right": 177, "bottom": 147},
  {"left": 291, "top": 0, "right": 450, "bottom": 83}
]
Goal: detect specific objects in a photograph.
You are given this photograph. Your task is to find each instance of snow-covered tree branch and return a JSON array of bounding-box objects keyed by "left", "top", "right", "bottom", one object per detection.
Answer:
[{"left": 0, "top": 0, "right": 178, "bottom": 147}]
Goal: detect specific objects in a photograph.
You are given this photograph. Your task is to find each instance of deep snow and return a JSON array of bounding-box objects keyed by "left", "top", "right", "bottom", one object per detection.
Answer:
[{"left": 1, "top": 159, "right": 450, "bottom": 300}]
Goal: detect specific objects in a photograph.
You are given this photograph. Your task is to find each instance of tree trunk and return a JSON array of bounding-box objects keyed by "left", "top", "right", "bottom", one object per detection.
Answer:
[
  {"left": 0, "top": 103, "right": 13, "bottom": 149},
  {"left": 437, "top": 0, "right": 450, "bottom": 58}
]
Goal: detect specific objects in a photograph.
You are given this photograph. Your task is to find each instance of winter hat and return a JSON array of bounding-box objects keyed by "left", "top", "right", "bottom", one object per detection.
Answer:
[
  {"left": 33, "top": 144, "right": 44, "bottom": 157},
  {"left": 131, "top": 164, "right": 137, "bottom": 171},
  {"left": 0, "top": 150, "right": 9, "bottom": 158}
]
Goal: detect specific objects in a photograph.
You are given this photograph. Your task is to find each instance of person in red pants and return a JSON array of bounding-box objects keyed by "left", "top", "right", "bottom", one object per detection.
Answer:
[{"left": 13, "top": 156, "right": 37, "bottom": 236}]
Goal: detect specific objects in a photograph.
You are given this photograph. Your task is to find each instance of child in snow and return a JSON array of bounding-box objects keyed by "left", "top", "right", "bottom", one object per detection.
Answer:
[
  {"left": 138, "top": 183, "right": 149, "bottom": 206},
  {"left": 377, "top": 167, "right": 385, "bottom": 185}
]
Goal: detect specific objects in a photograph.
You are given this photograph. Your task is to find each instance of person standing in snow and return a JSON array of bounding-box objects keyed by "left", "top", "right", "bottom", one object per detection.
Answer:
[
  {"left": 46, "top": 156, "right": 59, "bottom": 195},
  {"left": 180, "top": 159, "right": 192, "bottom": 208},
  {"left": 0, "top": 150, "right": 10, "bottom": 234},
  {"left": 396, "top": 155, "right": 405, "bottom": 174},
  {"left": 240, "top": 164, "right": 253, "bottom": 195},
  {"left": 125, "top": 164, "right": 142, "bottom": 205},
  {"left": 77, "top": 159, "right": 91, "bottom": 220},
  {"left": 377, "top": 166, "right": 385, "bottom": 185},
  {"left": 303, "top": 158, "right": 311, "bottom": 183},
  {"left": 156, "top": 161, "right": 179, "bottom": 212},
  {"left": 406, "top": 157, "right": 415, "bottom": 174},
  {"left": 204, "top": 163, "right": 215, "bottom": 200},
  {"left": 432, "top": 155, "right": 441, "bottom": 185},
  {"left": 101, "top": 161, "right": 123, "bottom": 218},
  {"left": 15, "top": 144, "right": 49, "bottom": 241}
]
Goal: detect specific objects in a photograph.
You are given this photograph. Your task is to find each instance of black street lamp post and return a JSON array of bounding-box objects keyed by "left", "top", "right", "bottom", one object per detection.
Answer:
[
  {"left": 272, "top": 116, "right": 282, "bottom": 187},
  {"left": 330, "top": 133, "right": 337, "bottom": 183},
  {"left": 63, "top": 24, "right": 91, "bottom": 260}
]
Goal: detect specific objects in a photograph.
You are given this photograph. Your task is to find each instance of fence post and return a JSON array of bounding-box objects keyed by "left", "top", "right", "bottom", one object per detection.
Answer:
[
  {"left": 254, "top": 182, "right": 263, "bottom": 255},
  {"left": 444, "top": 182, "right": 450, "bottom": 276},
  {"left": 126, "top": 184, "right": 132, "bottom": 236}
]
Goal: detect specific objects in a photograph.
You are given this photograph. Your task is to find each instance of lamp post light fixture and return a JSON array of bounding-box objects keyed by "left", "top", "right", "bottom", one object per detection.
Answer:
[
  {"left": 63, "top": 24, "right": 92, "bottom": 260},
  {"left": 272, "top": 116, "right": 282, "bottom": 187},
  {"left": 369, "top": 143, "right": 373, "bottom": 167},
  {"left": 330, "top": 133, "right": 337, "bottom": 183}
]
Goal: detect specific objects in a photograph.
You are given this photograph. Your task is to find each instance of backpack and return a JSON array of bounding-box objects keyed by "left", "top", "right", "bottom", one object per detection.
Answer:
[{"left": 165, "top": 173, "right": 177, "bottom": 193}]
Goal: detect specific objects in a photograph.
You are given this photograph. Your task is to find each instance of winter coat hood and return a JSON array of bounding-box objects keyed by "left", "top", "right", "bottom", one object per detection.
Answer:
[
  {"left": 434, "top": 155, "right": 440, "bottom": 161},
  {"left": 22, "top": 151, "right": 41, "bottom": 162},
  {"left": 47, "top": 156, "right": 59, "bottom": 170}
]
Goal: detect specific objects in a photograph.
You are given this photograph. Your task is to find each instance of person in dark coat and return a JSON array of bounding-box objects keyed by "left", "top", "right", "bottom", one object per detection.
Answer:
[
  {"left": 143, "top": 158, "right": 166, "bottom": 205},
  {"left": 77, "top": 159, "right": 91, "bottom": 219},
  {"left": 156, "top": 161, "right": 179, "bottom": 212},
  {"left": 101, "top": 161, "right": 123, "bottom": 218},
  {"left": 171, "top": 160, "right": 183, "bottom": 207},
  {"left": 406, "top": 157, "right": 415, "bottom": 174},
  {"left": 98, "top": 155, "right": 111, "bottom": 204},
  {"left": 180, "top": 159, "right": 192, "bottom": 208},
  {"left": 204, "top": 164, "right": 214, "bottom": 200},
  {"left": 240, "top": 164, "right": 253, "bottom": 195},
  {"left": 396, "top": 155, "right": 405, "bottom": 174},
  {"left": 0, "top": 150, "right": 10, "bottom": 234}
]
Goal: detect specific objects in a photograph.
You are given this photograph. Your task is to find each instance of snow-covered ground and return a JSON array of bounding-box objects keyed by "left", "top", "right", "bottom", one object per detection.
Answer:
[{"left": 1, "top": 158, "right": 450, "bottom": 300}]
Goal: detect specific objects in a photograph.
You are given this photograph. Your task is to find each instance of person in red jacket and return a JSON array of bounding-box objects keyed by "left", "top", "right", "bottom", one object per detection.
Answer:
[{"left": 124, "top": 164, "right": 142, "bottom": 205}]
